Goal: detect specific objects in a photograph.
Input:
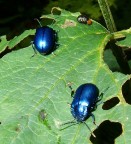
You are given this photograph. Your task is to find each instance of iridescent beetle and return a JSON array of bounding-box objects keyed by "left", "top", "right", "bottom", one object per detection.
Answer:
[{"left": 61, "top": 83, "right": 107, "bottom": 137}]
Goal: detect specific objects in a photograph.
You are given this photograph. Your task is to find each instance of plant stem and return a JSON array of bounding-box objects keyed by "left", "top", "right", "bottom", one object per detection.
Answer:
[
  {"left": 98, "top": 0, "right": 131, "bottom": 74},
  {"left": 98, "top": 0, "right": 117, "bottom": 33}
]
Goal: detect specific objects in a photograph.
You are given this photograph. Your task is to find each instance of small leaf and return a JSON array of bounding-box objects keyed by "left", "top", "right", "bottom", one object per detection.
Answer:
[
  {"left": 114, "top": 28, "right": 131, "bottom": 48},
  {"left": 0, "top": 30, "right": 35, "bottom": 53},
  {"left": 0, "top": 35, "right": 9, "bottom": 52}
]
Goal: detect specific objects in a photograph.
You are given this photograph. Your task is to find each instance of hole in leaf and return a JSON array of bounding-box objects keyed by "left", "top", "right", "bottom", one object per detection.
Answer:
[
  {"left": 90, "top": 120, "right": 122, "bottom": 144},
  {"left": 51, "top": 7, "right": 61, "bottom": 15},
  {"left": 102, "top": 97, "right": 119, "bottom": 110},
  {"left": 122, "top": 79, "right": 131, "bottom": 104},
  {"left": 39, "top": 18, "right": 56, "bottom": 26}
]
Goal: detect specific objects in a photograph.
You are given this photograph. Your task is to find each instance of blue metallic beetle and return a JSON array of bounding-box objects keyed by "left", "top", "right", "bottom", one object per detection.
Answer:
[
  {"left": 62, "top": 83, "right": 104, "bottom": 137},
  {"left": 70, "top": 83, "right": 102, "bottom": 122},
  {"left": 32, "top": 19, "right": 58, "bottom": 56}
]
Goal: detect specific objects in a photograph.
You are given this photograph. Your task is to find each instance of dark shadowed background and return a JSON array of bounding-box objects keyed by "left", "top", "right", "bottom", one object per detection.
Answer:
[{"left": 0, "top": 0, "right": 131, "bottom": 38}]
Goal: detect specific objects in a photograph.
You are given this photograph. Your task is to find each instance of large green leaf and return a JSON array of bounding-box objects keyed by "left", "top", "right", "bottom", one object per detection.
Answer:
[{"left": 0, "top": 8, "right": 130, "bottom": 144}]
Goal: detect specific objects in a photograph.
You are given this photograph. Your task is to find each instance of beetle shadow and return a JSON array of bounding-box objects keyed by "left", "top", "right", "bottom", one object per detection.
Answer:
[{"left": 90, "top": 120, "right": 122, "bottom": 144}]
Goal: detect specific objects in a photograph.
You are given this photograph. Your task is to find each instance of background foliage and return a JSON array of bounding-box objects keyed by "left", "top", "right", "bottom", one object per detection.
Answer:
[{"left": 0, "top": 0, "right": 131, "bottom": 37}]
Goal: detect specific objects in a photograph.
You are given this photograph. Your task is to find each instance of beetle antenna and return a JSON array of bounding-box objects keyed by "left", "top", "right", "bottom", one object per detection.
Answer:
[
  {"left": 97, "top": 86, "right": 109, "bottom": 103},
  {"left": 61, "top": 120, "right": 96, "bottom": 137},
  {"left": 60, "top": 122, "right": 78, "bottom": 131},
  {"left": 34, "top": 18, "right": 42, "bottom": 27},
  {"left": 61, "top": 119, "right": 76, "bottom": 126},
  {"left": 60, "top": 119, "right": 77, "bottom": 130},
  {"left": 83, "top": 122, "right": 96, "bottom": 138},
  {"left": 31, "top": 42, "right": 37, "bottom": 58}
]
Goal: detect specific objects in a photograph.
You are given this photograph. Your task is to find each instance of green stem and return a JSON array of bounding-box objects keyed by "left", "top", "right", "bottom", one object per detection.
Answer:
[
  {"left": 98, "top": 0, "right": 131, "bottom": 74},
  {"left": 98, "top": 0, "right": 117, "bottom": 33}
]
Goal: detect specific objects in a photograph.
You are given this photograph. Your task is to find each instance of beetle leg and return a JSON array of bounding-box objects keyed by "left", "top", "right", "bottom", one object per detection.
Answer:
[
  {"left": 55, "top": 42, "right": 59, "bottom": 47},
  {"left": 31, "top": 43, "right": 37, "bottom": 57},
  {"left": 83, "top": 122, "right": 96, "bottom": 138},
  {"left": 97, "top": 92, "right": 103, "bottom": 102},
  {"left": 71, "top": 90, "right": 75, "bottom": 97},
  {"left": 98, "top": 87, "right": 109, "bottom": 102},
  {"left": 96, "top": 94, "right": 104, "bottom": 107},
  {"left": 67, "top": 102, "right": 71, "bottom": 106},
  {"left": 91, "top": 113, "right": 98, "bottom": 128},
  {"left": 91, "top": 105, "right": 97, "bottom": 111},
  {"left": 96, "top": 87, "right": 109, "bottom": 104},
  {"left": 51, "top": 52, "right": 56, "bottom": 56},
  {"left": 67, "top": 82, "right": 75, "bottom": 97}
]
